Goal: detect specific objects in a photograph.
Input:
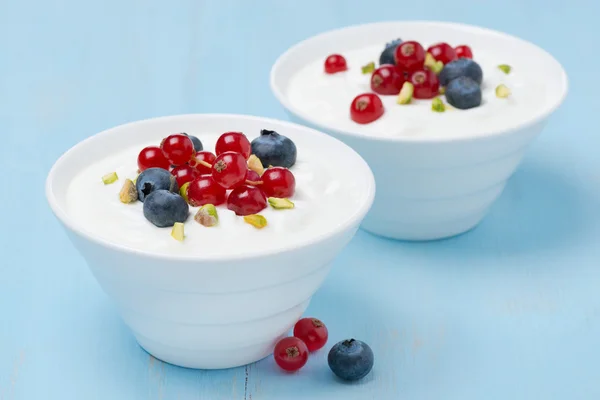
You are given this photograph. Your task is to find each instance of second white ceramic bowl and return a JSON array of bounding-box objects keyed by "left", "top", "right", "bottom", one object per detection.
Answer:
[{"left": 271, "top": 21, "right": 568, "bottom": 240}]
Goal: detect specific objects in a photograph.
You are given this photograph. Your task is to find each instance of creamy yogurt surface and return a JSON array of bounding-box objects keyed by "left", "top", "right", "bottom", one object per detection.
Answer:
[
  {"left": 287, "top": 43, "right": 550, "bottom": 139},
  {"left": 66, "top": 132, "right": 362, "bottom": 257}
]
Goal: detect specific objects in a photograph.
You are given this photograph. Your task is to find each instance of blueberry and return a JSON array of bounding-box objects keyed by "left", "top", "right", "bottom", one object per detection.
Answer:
[
  {"left": 250, "top": 129, "right": 297, "bottom": 168},
  {"left": 439, "top": 58, "right": 483, "bottom": 87},
  {"left": 136, "top": 167, "right": 179, "bottom": 202},
  {"left": 143, "top": 190, "right": 189, "bottom": 227},
  {"left": 378, "top": 38, "right": 402, "bottom": 66},
  {"left": 327, "top": 339, "right": 374, "bottom": 381},
  {"left": 445, "top": 76, "right": 482, "bottom": 110},
  {"left": 182, "top": 133, "right": 203, "bottom": 152}
]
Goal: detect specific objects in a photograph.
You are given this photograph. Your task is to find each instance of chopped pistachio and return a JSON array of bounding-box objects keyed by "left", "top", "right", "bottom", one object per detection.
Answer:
[
  {"left": 243, "top": 214, "right": 267, "bottom": 229},
  {"left": 180, "top": 182, "right": 191, "bottom": 203},
  {"left": 439, "top": 86, "right": 446, "bottom": 95},
  {"left": 102, "top": 172, "right": 118, "bottom": 185},
  {"left": 396, "top": 81, "right": 414, "bottom": 105},
  {"left": 119, "top": 178, "right": 138, "bottom": 203},
  {"left": 171, "top": 222, "right": 185, "bottom": 241},
  {"left": 495, "top": 84, "right": 511, "bottom": 98},
  {"left": 361, "top": 61, "right": 375, "bottom": 74},
  {"left": 431, "top": 60, "right": 444, "bottom": 75},
  {"left": 132, "top": 174, "right": 138, "bottom": 184},
  {"left": 431, "top": 97, "right": 446, "bottom": 112},
  {"left": 424, "top": 52, "right": 436, "bottom": 69},
  {"left": 247, "top": 154, "right": 264, "bottom": 175},
  {"left": 498, "top": 64, "right": 512, "bottom": 74},
  {"left": 268, "top": 197, "right": 295, "bottom": 210},
  {"left": 194, "top": 204, "right": 219, "bottom": 227}
]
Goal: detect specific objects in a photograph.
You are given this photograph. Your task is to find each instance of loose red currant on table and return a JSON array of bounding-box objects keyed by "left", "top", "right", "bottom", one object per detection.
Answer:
[
  {"left": 227, "top": 185, "right": 267, "bottom": 216},
  {"left": 137, "top": 146, "right": 170, "bottom": 171},
  {"left": 191, "top": 151, "right": 216, "bottom": 175},
  {"left": 426, "top": 42, "right": 457, "bottom": 64},
  {"left": 211, "top": 151, "right": 248, "bottom": 189},
  {"left": 161, "top": 133, "right": 195, "bottom": 166},
  {"left": 455, "top": 45, "right": 473, "bottom": 59},
  {"left": 186, "top": 175, "right": 227, "bottom": 206},
  {"left": 410, "top": 69, "right": 440, "bottom": 99},
  {"left": 349, "top": 93, "right": 384, "bottom": 124},
  {"left": 171, "top": 165, "right": 198, "bottom": 187},
  {"left": 293, "top": 318, "right": 329, "bottom": 352},
  {"left": 215, "top": 132, "right": 252, "bottom": 159},
  {"left": 394, "top": 41, "right": 425, "bottom": 73},
  {"left": 261, "top": 167, "right": 295, "bottom": 198},
  {"left": 370, "top": 65, "right": 405, "bottom": 95},
  {"left": 324, "top": 54, "right": 347, "bottom": 74},
  {"left": 273, "top": 337, "right": 309, "bottom": 372}
]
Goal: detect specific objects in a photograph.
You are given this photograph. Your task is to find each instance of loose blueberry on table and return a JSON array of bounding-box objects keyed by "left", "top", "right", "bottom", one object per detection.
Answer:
[{"left": 328, "top": 339, "right": 374, "bottom": 381}]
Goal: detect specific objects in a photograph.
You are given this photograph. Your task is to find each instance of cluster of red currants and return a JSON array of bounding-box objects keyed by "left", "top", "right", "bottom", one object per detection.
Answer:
[{"left": 273, "top": 317, "right": 329, "bottom": 372}]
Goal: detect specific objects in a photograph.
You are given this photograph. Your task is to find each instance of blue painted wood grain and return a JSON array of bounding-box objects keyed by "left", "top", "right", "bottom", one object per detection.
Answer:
[{"left": 1, "top": 0, "right": 599, "bottom": 398}]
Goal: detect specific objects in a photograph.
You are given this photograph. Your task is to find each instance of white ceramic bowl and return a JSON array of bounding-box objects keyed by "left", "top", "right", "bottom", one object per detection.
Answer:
[
  {"left": 271, "top": 21, "right": 568, "bottom": 240},
  {"left": 46, "top": 114, "right": 375, "bottom": 369}
]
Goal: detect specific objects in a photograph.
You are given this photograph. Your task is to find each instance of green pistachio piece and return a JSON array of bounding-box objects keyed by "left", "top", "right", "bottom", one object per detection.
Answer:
[
  {"left": 268, "top": 197, "right": 295, "bottom": 210},
  {"left": 431, "top": 97, "right": 446, "bottom": 112},
  {"left": 180, "top": 182, "right": 191, "bottom": 203},
  {"left": 102, "top": 172, "right": 118, "bottom": 185},
  {"left": 194, "top": 204, "right": 219, "bottom": 227},
  {"left": 431, "top": 60, "right": 444, "bottom": 75},
  {"left": 424, "top": 52, "right": 436, "bottom": 70},
  {"left": 495, "top": 84, "right": 511, "bottom": 98},
  {"left": 361, "top": 62, "right": 375, "bottom": 74},
  {"left": 247, "top": 154, "right": 264, "bottom": 176},
  {"left": 171, "top": 222, "right": 185, "bottom": 241},
  {"left": 243, "top": 214, "right": 267, "bottom": 229},
  {"left": 439, "top": 86, "right": 446, "bottom": 95},
  {"left": 119, "top": 178, "right": 138, "bottom": 203},
  {"left": 498, "top": 64, "right": 512, "bottom": 74},
  {"left": 396, "top": 81, "right": 414, "bottom": 105}
]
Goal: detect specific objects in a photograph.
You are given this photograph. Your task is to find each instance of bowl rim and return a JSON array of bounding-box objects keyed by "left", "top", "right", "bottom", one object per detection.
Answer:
[
  {"left": 45, "top": 113, "right": 376, "bottom": 262},
  {"left": 270, "top": 20, "right": 569, "bottom": 144}
]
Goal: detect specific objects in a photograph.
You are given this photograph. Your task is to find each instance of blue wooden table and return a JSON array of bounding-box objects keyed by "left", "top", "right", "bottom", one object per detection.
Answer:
[{"left": 1, "top": 1, "right": 598, "bottom": 399}]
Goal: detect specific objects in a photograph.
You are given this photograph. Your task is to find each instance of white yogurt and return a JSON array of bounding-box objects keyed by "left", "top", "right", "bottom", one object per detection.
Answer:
[
  {"left": 287, "top": 43, "right": 549, "bottom": 139},
  {"left": 66, "top": 132, "right": 362, "bottom": 257}
]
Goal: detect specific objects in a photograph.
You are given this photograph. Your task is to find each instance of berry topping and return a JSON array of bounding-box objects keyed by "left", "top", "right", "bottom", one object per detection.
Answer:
[
  {"left": 273, "top": 337, "right": 309, "bottom": 372},
  {"left": 498, "top": 64, "right": 512, "bottom": 74},
  {"left": 426, "top": 42, "right": 457, "bottom": 64},
  {"left": 361, "top": 61, "right": 375, "bottom": 74},
  {"left": 227, "top": 185, "right": 268, "bottom": 216},
  {"left": 119, "top": 178, "right": 138, "bottom": 203},
  {"left": 327, "top": 339, "right": 374, "bottom": 381},
  {"left": 410, "top": 69, "right": 440, "bottom": 99},
  {"left": 161, "top": 133, "right": 195, "bottom": 166},
  {"left": 171, "top": 222, "right": 185, "bottom": 241},
  {"left": 268, "top": 197, "right": 294, "bottom": 210},
  {"left": 186, "top": 175, "right": 227, "bottom": 207},
  {"left": 102, "top": 172, "right": 118, "bottom": 185},
  {"left": 445, "top": 76, "right": 482, "bottom": 110},
  {"left": 182, "top": 133, "right": 203, "bottom": 152},
  {"left": 439, "top": 58, "right": 483, "bottom": 86},
  {"left": 431, "top": 97, "right": 446, "bottom": 112},
  {"left": 194, "top": 204, "right": 219, "bottom": 227},
  {"left": 211, "top": 151, "right": 248, "bottom": 190},
  {"left": 136, "top": 167, "right": 178, "bottom": 202},
  {"left": 324, "top": 54, "right": 348, "bottom": 74},
  {"left": 396, "top": 81, "right": 414, "bottom": 105},
  {"left": 293, "top": 318, "right": 328, "bottom": 352},
  {"left": 250, "top": 129, "right": 297, "bottom": 169},
  {"left": 378, "top": 38, "right": 402, "bottom": 65},
  {"left": 455, "top": 45, "right": 473, "bottom": 59},
  {"left": 215, "top": 132, "right": 252, "bottom": 159},
  {"left": 496, "top": 84, "right": 511, "bottom": 98},
  {"left": 350, "top": 93, "right": 384, "bottom": 124},
  {"left": 245, "top": 170, "right": 261, "bottom": 184},
  {"left": 143, "top": 190, "right": 189, "bottom": 228},
  {"left": 191, "top": 151, "right": 216, "bottom": 175},
  {"left": 261, "top": 167, "right": 295, "bottom": 198},
  {"left": 247, "top": 154, "right": 265, "bottom": 175},
  {"left": 243, "top": 214, "right": 268, "bottom": 229},
  {"left": 171, "top": 165, "right": 198, "bottom": 187},
  {"left": 370, "top": 65, "right": 405, "bottom": 95},
  {"left": 138, "top": 146, "right": 170, "bottom": 172},
  {"left": 394, "top": 41, "right": 425, "bottom": 73}
]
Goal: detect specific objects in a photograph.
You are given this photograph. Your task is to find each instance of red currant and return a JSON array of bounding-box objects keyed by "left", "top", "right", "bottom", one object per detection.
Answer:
[
  {"left": 273, "top": 337, "right": 309, "bottom": 372},
  {"left": 137, "top": 146, "right": 170, "bottom": 171},
  {"left": 161, "top": 134, "right": 195, "bottom": 166},
  {"left": 261, "top": 167, "right": 295, "bottom": 198},
  {"left": 410, "top": 69, "right": 440, "bottom": 99},
  {"left": 186, "top": 175, "right": 227, "bottom": 207},
  {"left": 370, "top": 65, "right": 405, "bottom": 95},
  {"left": 349, "top": 93, "right": 384, "bottom": 125},
  {"left": 394, "top": 41, "right": 425, "bottom": 73},
  {"left": 215, "top": 132, "right": 252, "bottom": 159},
  {"left": 211, "top": 152, "right": 248, "bottom": 189},
  {"left": 191, "top": 151, "right": 216, "bottom": 175},
  {"left": 227, "top": 185, "right": 267, "bottom": 216},
  {"left": 245, "top": 170, "right": 261, "bottom": 183},
  {"left": 324, "top": 54, "right": 347, "bottom": 74},
  {"left": 426, "top": 42, "right": 457, "bottom": 64},
  {"left": 171, "top": 165, "right": 198, "bottom": 187},
  {"left": 293, "top": 318, "right": 328, "bottom": 352},
  {"left": 455, "top": 45, "right": 473, "bottom": 59}
]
